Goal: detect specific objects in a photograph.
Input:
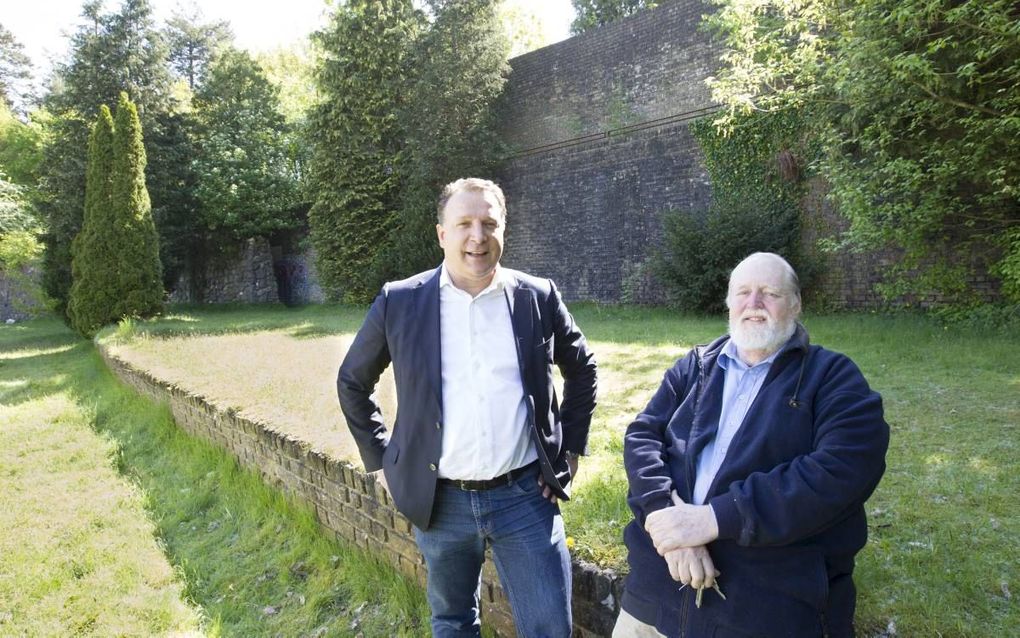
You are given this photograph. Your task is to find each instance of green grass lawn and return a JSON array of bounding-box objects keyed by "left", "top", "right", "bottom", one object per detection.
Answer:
[
  {"left": 104, "top": 302, "right": 1020, "bottom": 637},
  {"left": 1, "top": 316, "right": 429, "bottom": 636}
]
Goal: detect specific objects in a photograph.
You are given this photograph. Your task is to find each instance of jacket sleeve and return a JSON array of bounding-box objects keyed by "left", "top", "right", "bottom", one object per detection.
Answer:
[
  {"left": 337, "top": 287, "right": 391, "bottom": 472},
  {"left": 709, "top": 354, "right": 890, "bottom": 546},
  {"left": 549, "top": 280, "right": 598, "bottom": 457},
  {"left": 624, "top": 355, "right": 695, "bottom": 526}
]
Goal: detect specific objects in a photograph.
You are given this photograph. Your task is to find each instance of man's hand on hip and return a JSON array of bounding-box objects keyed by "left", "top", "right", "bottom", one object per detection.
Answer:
[
  {"left": 645, "top": 491, "right": 719, "bottom": 554},
  {"left": 538, "top": 454, "right": 579, "bottom": 503}
]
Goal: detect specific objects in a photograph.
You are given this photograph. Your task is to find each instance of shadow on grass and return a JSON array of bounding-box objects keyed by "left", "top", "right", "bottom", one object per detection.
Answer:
[
  {"left": 118, "top": 303, "right": 368, "bottom": 342},
  {"left": 2, "top": 315, "right": 428, "bottom": 637},
  {"left": 0, "top": 319, "right": 90, "bottom": 407}
]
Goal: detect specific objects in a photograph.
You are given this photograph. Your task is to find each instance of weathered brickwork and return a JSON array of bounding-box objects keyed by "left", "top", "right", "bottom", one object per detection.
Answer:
[
  {"left": 500, "top": 120, "right": 712, "bottom": 304},
  {"left": 497, "top": 0, "right": 720, "bottom": 304},
  {"left": 499, "top": 0, "right": 719, "bottom": 150},
  {"left": 800, "top": 178, "right": 1002, "bottom": 309},
  {"left": 170, "top": 237, "right": 280, "bottom": 304},
  {"left": 496, "top": 0, "right": 1001, "bottom": 308},
  {"left": 0, "top": 265, "right": 44, "bottom": 322},
  {"left": 98, "top": 346, "right": 624, "bottom": 637}
]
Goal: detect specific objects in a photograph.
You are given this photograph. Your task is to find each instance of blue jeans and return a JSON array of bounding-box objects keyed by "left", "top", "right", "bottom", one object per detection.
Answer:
[{"left": 413, "top": 464, "right": 572, "bottom": 638}]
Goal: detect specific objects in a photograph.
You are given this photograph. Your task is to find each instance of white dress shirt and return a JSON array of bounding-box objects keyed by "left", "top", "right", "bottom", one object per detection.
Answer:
[
  {"left": 691, "top": 339, "right": 781, "bottom": 505},
  {"left": 437, "top": 265, "right": 537, "bottom": 480}
]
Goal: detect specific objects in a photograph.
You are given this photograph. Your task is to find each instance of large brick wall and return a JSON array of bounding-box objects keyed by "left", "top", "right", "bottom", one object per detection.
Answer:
[
  {"left": 495, "top": 0, "right": 1002, "bottom": 308},
  {"left": 98, "top": 346, "right": 624, "bottom": 637},
  {"left": 496, "top": 0, "right": 720, "bottom": 304}
]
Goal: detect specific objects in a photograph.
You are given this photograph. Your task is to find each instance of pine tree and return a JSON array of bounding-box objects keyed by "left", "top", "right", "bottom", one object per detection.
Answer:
[
  {"left": 386, "top": 0, "right": 509, "bottom": 279},
  {"left": 39, "top": 0, "right": 177, "bottom": 315}
]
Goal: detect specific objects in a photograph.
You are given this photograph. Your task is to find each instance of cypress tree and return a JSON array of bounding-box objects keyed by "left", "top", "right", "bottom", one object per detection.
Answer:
[
  {"left": 67, "top": 105, "right": 116, "bottom": 336},
  {"left": 109, "top": 92, "right": 163, "bottom": 322},
  {"left": 67, "top": 93, "right": 163, "bottom": 337}
]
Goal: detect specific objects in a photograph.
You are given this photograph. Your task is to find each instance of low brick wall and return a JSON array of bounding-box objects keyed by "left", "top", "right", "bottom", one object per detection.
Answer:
[{"left": 98, "top": 345, "right": 623, "bottom": 637}]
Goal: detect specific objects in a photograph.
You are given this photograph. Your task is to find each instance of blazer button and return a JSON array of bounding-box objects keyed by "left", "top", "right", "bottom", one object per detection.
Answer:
[
  {"left": 435, "top": 421, "right": 441, "bottom": 429},
  {"left": 429, "top": 463, "right": 437, "bottom": 471}
]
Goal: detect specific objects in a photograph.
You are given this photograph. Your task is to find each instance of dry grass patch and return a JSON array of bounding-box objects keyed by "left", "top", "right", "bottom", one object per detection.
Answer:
[{"left": 107, "top": 331, "right": 396, "bottom": 463}]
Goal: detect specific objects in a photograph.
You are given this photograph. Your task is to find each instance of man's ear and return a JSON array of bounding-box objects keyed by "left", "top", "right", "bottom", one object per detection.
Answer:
[{"left": 436, "top": 223, "right": 445, "bottom": 247}]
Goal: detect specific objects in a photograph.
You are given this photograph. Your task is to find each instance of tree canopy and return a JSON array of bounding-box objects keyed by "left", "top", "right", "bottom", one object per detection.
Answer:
[
  {"left": 706, "top": 0, "right": 1020, "bottom": 303},
  {"left": 570, "top": 0, "right": 657, "bottom": 34},
  {"left": 308, "top": 0, "right": 422, "bottom": 303},
  {"left": 38, "top": 0, "right": 176, "bottom": 314},
  {"left": 0, "top": 23, "right": 32, "bottom": 111},
  {"left": 164, "top": 6, "right": 233, "bottom": 90},
  {"left": 192, "top": 48, "right": 302, "bottom": 241}
]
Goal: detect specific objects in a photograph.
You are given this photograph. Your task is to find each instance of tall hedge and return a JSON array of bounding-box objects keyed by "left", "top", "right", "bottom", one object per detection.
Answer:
[
  {"left": 68, "top": 94, "right": 163, "bottom": 337},
  {"left": 382, "top": 0, "right": 509, "bottom": 282},
  {"left": 308, "top": 0, "right": 421, "bottom": 303}
]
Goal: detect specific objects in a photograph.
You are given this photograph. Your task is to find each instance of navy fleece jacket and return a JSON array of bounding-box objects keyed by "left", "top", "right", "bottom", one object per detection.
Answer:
[{"left": 621, "top": 325, "right": 889, "bottom": 638}]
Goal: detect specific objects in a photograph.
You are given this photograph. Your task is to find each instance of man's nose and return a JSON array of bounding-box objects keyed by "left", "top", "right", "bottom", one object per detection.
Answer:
[
  {"left": 748, "top": 290, "right": 764, "bottom": 307},
  {"left": 468, "top": 221, "right": 485, "bottom": 241}
]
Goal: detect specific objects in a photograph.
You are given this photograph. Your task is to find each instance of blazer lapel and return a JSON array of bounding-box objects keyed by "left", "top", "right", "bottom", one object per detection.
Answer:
[
  {"left": 510, "top": 278, "right": 536, "bottom": 375},
  {"left": 414, "top": 267, "right": 443, "bottom": 411}
]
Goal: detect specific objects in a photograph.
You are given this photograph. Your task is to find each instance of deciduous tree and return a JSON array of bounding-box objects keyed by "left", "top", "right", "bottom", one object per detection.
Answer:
[
  {"left": 192, "top": 48, "right": 302, "bottom": 241},
  {"left": 706, "top": 0, "right": 1020, "bottom": 303},
  {"left": 570, "top": 0, "right": 657, "bottom": 34}
]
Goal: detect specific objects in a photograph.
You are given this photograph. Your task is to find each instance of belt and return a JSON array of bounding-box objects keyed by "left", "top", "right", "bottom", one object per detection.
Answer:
[{"left": 438, "top": 461, "right": 538, "bottom": 491}]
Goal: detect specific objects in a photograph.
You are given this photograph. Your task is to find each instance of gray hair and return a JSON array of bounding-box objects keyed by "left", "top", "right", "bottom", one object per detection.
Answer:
[
  {"left": 436, "top": 178, "right": 507, "bottom": 223},
  {"left": 727, "top": 252, "right": 802, "bottom": 304}
]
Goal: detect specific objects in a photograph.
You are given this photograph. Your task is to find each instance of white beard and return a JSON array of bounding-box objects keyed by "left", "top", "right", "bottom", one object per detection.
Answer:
[{"left": 729, "top": 312, "right": 796, "bottom": 355}]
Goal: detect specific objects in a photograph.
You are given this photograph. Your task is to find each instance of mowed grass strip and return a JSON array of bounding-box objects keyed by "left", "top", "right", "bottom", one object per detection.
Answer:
[
  {"left": 109, "top": 303, "right": 1020, "bottom": 637},
  {"left": 2, "top": 317, "right": 429, "bottom": 637},
  {"left": 0, "top": 320, "right": 202, "bottom": 636}
]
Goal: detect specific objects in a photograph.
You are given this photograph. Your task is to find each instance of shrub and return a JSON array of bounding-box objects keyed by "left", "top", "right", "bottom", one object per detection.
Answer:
[{"left": 653, "top": 111, "right": 811, "bottom": 312}]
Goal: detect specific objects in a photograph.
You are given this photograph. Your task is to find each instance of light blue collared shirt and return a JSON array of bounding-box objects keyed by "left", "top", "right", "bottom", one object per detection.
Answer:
[{"left": 691, "top": 339, "right": 782, "bottom": 505}]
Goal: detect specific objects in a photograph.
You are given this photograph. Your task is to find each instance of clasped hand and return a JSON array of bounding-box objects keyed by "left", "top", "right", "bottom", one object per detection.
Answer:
[
  {"left": 644, "top": 491, "right": 719, "bottom": 554},
  {"left": 645, "top": 492, "right": 721, "bottom": 589}
]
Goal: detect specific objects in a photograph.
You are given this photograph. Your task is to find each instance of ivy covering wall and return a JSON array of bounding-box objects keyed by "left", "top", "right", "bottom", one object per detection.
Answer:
[{"left": 654, "top": 111, "right": 814, "bottom": 312}]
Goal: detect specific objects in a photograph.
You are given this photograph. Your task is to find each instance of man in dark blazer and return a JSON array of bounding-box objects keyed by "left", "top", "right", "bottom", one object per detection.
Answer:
[{"left": 338, "top": 177, "right": 598, "bottom": 638}]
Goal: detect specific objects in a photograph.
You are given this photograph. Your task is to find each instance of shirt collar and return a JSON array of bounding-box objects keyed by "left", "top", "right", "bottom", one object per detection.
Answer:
[
  {"left": 718, "top": 338, "right": 783, "bottom": 371},
  {"left": 439, "top": 263, "right": 512, "bottom": 297}
]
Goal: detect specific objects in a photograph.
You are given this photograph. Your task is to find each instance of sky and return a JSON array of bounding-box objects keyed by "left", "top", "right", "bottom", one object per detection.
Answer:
[{"left": 3, "top": 0, "right": 576, "bottom": 90}]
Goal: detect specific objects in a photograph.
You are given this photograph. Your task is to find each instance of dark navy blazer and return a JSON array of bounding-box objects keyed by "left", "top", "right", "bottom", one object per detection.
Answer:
[{"left": 338, "top": 266, "right": 598, "bottom": 530}]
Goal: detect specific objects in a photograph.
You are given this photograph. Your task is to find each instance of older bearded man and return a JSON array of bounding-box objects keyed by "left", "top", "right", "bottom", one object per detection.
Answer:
[{"left": 613, "top": 252, "right": 889, "bottom": 638}]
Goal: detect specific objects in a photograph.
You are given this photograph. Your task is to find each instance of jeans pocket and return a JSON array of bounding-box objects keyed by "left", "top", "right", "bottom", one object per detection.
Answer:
[{"left": 509, "top": 470, "right": 541, "bottom": 497}]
